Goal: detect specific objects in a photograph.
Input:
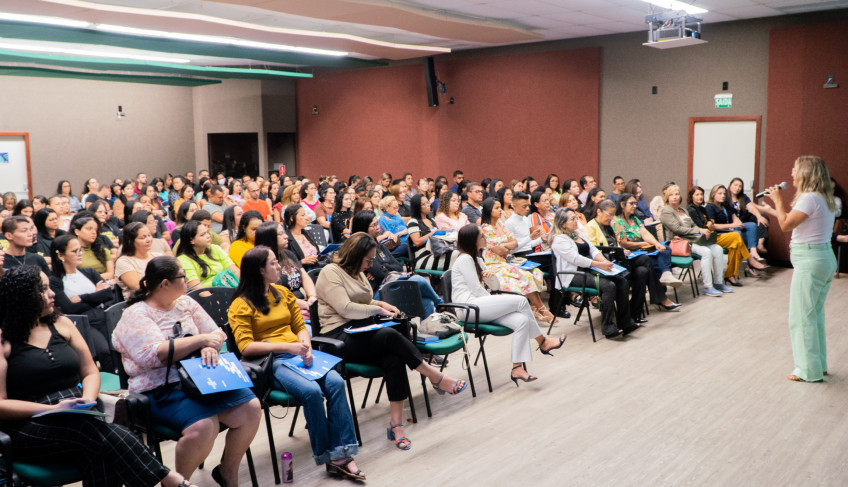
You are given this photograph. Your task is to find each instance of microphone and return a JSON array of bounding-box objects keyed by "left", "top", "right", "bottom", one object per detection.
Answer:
[{"left": 755, "top": 182, "right": 786, "bottom": 198}]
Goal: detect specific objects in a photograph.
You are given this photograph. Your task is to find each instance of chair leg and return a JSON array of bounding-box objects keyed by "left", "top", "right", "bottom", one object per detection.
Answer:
[
  {"left": 346, "top": 378, "right": 362, "bottom": 446},
  {"left": 360, "top": 378, "right": 374, "bottom": 409},
  {"left": 374, "top": 378, "right": 385, "bottom": 405},
  {"left": 287, "top": 405, "right": 300, "bottom": 437},
  {"left": 463, "top": 343, "right": 477, "bottom": 397},
  {"left": 420, "top": 373, "right": 432, "bottom": 418},
  {"left": 245, "top": 447, "right": 258, "bottom": 487},
  {"left": 264, "top": 405, "right": 281, "bottom": 484},
  {"left": 476, "top": 336, "right": 494, "bottom": 393},
  {"left": 406, "top": 377, "right": 417, "bottom": 424},
  {"left": 473, "top": 336, "right": 488, "bottom": 366}
]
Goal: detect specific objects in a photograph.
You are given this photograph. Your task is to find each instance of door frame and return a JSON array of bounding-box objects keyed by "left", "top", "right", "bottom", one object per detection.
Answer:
[
  {"left": 0, "top": 132, "right": 33, "bottom": 199},
  {"left": 688, "top": 116, "right": 762, "bottom": 195}
]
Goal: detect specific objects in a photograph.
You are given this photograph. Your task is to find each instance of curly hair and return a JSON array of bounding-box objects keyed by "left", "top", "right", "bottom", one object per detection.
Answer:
[{"left": 0, "top": 266, "right": 58, "bottom": 345}]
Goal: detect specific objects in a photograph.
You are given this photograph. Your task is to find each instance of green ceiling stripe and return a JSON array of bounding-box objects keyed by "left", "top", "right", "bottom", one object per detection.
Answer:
[
  {"left": 0, "top": 48, "right": 312, "bottom": 78},
  {"left": 0, "top": 65, "right": 220, "bottom": 86},
  {"left": 0, "top": 21, "right": 386, "bottom": 69}
]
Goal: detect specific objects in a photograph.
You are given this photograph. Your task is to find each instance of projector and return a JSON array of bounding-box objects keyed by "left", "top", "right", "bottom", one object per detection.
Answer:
[{"left": 643, "top": 12, "right": 707, "bottom": 49}]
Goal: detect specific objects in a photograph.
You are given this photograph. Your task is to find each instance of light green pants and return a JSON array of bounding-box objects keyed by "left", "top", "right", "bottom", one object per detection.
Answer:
[{"left": 788, "top": 242, "right": 837, "bottom": 381}]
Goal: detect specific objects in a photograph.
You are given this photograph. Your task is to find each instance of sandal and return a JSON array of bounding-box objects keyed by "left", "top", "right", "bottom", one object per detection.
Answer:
[
  {"left": 539, "top": 335, "right": 566, "bottom": 356},
  {"left": 326, "top": 458, "right": 366, "bottom": 481},
  {"left": 387, "top": 424, "right": 411, "bottom": 451},
  {"left": 430, "top": 373, "right": 468, "bottom": 395},
  {"left": 510, "top": 364, "right": 538, "bottom": 387}
]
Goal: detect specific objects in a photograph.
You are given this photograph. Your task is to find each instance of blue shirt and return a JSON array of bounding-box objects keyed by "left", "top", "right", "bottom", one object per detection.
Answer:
[{"left": 379, "top": 213, "right": 408, "bottom": 243}]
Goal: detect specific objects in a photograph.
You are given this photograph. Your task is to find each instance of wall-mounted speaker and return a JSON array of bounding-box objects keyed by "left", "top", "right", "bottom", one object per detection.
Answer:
[{"left": 424, "top": 57, "right": 439, "bottom": 107}]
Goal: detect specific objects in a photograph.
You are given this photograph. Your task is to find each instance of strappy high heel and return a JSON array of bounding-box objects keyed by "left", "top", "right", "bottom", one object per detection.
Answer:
[
  {"left": 387, "top": 424, "right": 411, "bottom": 450},
  {"left": 510, "top": 364, "right": 538, "bottom": 387},
  {"left": 326, "top": 458, "right": 366, "bottom": 481},
  {"left": 538, "top": 335, "right": 566, "bottom": 356},
  {"left": 430, "top": 373, "right": 468, "bottom": 395}
]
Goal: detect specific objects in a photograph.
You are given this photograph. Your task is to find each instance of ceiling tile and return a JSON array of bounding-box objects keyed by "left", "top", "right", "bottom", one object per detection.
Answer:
[
  {"left": 537, "top": 0, "right": 620, "bottom": 9},
  {"left": 581, "top": 6, "right": 654, "bottom": 22},
  {"left": 721, "top": 5, "right": 784, "bottom": 17},
  {"left": 543, "top": 11, "right": 614, "bottom": 24}
]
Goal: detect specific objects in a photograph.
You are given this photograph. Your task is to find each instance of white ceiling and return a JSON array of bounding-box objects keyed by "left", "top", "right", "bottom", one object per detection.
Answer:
[{"left": 1, "top": 0, "right": 847, "bottom": 69}]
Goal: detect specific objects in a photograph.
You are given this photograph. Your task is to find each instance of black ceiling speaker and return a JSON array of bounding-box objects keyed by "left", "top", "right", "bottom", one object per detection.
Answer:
[{"left": 424, "top": 57, "right": 439, "bottom": 107}]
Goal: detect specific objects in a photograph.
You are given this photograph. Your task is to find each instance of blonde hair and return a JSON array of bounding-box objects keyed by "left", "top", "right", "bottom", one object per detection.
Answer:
[
  {"left": 662, "top": 184, "right": 681, "bottom": 205},
  {"left": 558, "top": 192, "right": 577, "bottom": 209},
  {"left": 792, "top": 155, "right": 836, "bottom": 211},
  {"left": 707, "top": 184, "right": 727, "bottom": 205},
  {"left": 379, "top": 195, "right": 397, "bottom": 212}
]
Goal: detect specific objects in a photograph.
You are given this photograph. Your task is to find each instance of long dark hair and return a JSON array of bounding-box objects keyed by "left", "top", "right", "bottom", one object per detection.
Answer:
[
  {"left": 529, "top": 190, "right": 545, "bottom": 215},
  {"left": 253, "top": 221, "right": 298, "bottom": 269},
  {"left": 728, "top": 177, "right": 748, "bottom": 212},
  {"left": 544, "top": 174, "right": 560, "bottom": 192},
  {"left": 12, "top": 199, "right": 33, "bottom": 216},
  {"left": 615, "top": 193, "right": 636, "bottom": 216},
  {"left": 456, "top": 224, "right": 483, "bottom": 284},
  {"left": 480, "top": 197, "right": 498, "bottom": 226},
  {"left": 123, "top": 199, "right": 141, "bottom": 222},
  {"left": 235, "top": 210, "right": 264, "bottom": 242},
  {"left": 127, "top": 256, "right": 183, "bottom": 306},
  {"left": 283, "top": 204, "right": 303, "bottom": 230},
  {"left": 350, "top": 210, "right": 376, "bottom": 235},
  {"left": 175, "top": 201, "right": 196, "bottom": 226},
  {"left": 232, "top": 246, "right": 280, "bottom": 315},
  {"left": 57, "top": 180, "right": 73, "bottom": 197},
  {"left": 34, "top": 208, "right": 63, "bottom": 240},
  {"left": 50, "top": 234, "right": 78, "bottom": 280},
  {"left": 70, "top": 215, "right": 107, "bottom": 265},
  {"left": 0, "top": 266, "right": 58, "bottom": 345},
  {"left": 222, "top": 205, "right": 239, "bottom": 241},
  {"left": 119, "top": 222, "right": 146, "bottom": 258},
  {"left": 409, "top": 193, "right": 428, "bottom": 221},
  {"left": 335, "top": 232, "right": 376, "bottom": 277},
  {"left": 176, "top": 221, "right": 212, "bottom": 278}
]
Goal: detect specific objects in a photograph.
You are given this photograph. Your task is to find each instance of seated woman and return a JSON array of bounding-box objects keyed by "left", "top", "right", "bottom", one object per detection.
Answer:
[
  {"left": 578, "top": 202, "right": 655, "bottom": 330},
  {"left": 315, "top": 233, "right": 467, "bottom": 450},
  {"left": 313, "top": 186, "right": 336, "bottom": 234},
  {"left": 660, "top": 184, "right": 731, "bottom": 297},
  {"left": 284, "top": 204, "right": 322, "bottom": 270},
  {"left": 706, "top": 184, "right": 765, "bottom": 264},
  {"left": 434, "top": 192, "right": 468, "bottom": 231},
  {"left": 350, "top": 211, "right": 444, "bottom": 317},
  {"left": 331, "top": 191, "right": 355, "bottom": 243},
  {"left": 131, "top": 210, "right": 173, "bottom": 256},
  {"left": 727, "top": 177, "right": 770, "bottom": 255},
  {"left": 580, "top": 188, "right": 607, "bottom": 222},
  {"left": 228, "top": 246, "right": 364, "bottom": 480},
  {"left": 0, "top": 266, "right": 196, "bottom": 487},
  {"left": 112, "top": 256, "right": 261, "bottom": 486},
  {"left": 31, "top": 207, "right": 65, "bottom": 260},
  {"left": 689, "top": 186, "right": 766, "bottom": 284},
  {"left": 479, "top": 198, "right": 554, "bottom": 322},
  {"left": 88, "top": 200, "right": 121, "bottom": 252},
  {"left": 228, "top": 210, "right": 264, "bottom": 268},
  {"left": 70, "top": 214, "right": 115, "bottom": 280},
  {"left": 529, "top": 190, "right": 555, "bottom": 252},
  {"left": 623, "top": 179, "right": 654, "bottom": 223},
  {"left": 299, "top": 180, "right": 319, "bottom": 223},
  {"left": 549, "top": 207, "right": 641, "bottom": 338},
  {"left": 407, "top": 193, "right": 456, "bottom": 272},
  {"left": 115, "top": 222, "right": 163, "bottom": 300},
  {"left": 173, "top": 200, "right": 199, "bottom": 236},
  {"left": 495, "top": 186, "right": 515, "bottom": 221},
  {"left": 558, "top": 192, "right": 587, "bottom": 228},
  {"left": 451, "top": 224, "right": 565, "bottom": 382},
  {"left": 253, "top": 221, "right": 318, "bottom": 321},
  {"left": 175, "top": 221, "right": 240, "bottom": 290},
  {"left": 377, "top": 196, "right": 409, "bottom": 258},
  {"left": 49, "top": 233, "right": 116, "bottom": 371},
  {"left": 612, "top": 193, "right": 684, "bottom": 289},
  {"left": 220, "top": 205, "right": 243, "bottom": 251}
]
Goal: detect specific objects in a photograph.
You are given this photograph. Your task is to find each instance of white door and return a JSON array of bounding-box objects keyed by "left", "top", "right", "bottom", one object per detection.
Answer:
[
  {"left": 0, "top": 134, "right": 31, "bottom": 200},
  {"left": 691, "top": 120, "right": 759, "bottom": 198}
]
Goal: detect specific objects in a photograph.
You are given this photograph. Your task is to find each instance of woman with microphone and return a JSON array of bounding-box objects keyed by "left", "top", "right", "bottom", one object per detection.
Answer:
[{"left": 759, "top": 156, "right": 838, "bottom": 383}]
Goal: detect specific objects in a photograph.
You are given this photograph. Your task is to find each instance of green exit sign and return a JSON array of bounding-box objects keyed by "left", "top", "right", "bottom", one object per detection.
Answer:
[{"left": 715, "top": 93, "right": 733, "bottom": 108}]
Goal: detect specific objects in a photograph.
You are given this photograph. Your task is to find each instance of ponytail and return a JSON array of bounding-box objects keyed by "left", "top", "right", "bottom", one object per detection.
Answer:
[{"left": 126, "top": 257, "right": 182, "bottom": 306}]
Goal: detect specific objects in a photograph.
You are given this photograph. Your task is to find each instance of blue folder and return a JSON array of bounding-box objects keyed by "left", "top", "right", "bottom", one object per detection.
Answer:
[{"left": 180, "top": 352, "right": 254, "bottom": 394}]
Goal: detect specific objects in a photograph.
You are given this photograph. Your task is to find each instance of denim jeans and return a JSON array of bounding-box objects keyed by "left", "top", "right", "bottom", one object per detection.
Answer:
[
  {"left": 648, "top": 246, "right": 673, "bottom": 273},
  {"left": 375, "top": 275, "right": 443, "bottom": 316},
  {"left": 272, "top": 354, "right": 358, "bottom": 465},
  {"left": 733, "top": 221, "right": 759, "bottom": 249}
]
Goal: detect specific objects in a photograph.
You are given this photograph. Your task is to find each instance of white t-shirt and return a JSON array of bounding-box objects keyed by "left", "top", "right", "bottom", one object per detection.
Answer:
[
  {"left": 791, "top": 192, "right": 836, "bottom": 244},
  {"left": 63, "top": 271, "right": 96, "bottom": 298}
]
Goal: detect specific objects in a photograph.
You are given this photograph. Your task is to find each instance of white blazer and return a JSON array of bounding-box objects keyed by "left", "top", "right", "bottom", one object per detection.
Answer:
[{"left": 551, "top": 232, "right": 602, "bottom": 289}]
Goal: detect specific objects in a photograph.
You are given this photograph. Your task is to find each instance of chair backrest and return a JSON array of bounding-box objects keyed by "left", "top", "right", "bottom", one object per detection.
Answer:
[
  {"left": 307, "top": 267, "right": 321, "bottom": 285},
  {"left": 66, "top": 314, "right": 95, "bottom": 357},
  {"left": 188, "top": 287, "right": 236, "bottom": 328},
  {"left": 441, "top": 270, "right": 453, "bottom": 302},
  {"left": 407, "top": 238, "right": 418, "bottom": 268},
  {"left": 103, "top": 301, "right": 128, "bottom": 389},
  {"left": 309, "top": 300, "right": 321, "bottom": 335},
  {"left": 305, "top": 224, "right": 328, "bottom": 249},
  {"left": 380, "top": 280, "right": 426, "bottom": 319}
]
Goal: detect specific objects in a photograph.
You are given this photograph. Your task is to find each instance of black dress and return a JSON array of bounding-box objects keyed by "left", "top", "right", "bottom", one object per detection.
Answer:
[{"left": 1, "top": 323, "right": 170, "bottom": 487}]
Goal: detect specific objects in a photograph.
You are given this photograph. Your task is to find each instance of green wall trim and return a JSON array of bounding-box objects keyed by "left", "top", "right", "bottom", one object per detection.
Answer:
[{"left": 0, "top": 65, "right": 221, "bottom": 86}]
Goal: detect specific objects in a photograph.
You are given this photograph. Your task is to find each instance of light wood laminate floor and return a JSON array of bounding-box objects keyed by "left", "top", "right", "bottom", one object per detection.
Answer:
[{"left": 125, "top": 267, "right": 848, "bottom": 486}]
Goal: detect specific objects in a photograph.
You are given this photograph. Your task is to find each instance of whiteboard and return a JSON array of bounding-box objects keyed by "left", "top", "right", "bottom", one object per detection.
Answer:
[
  {"left": 692, "top": 121, "right": 758, "bottom": 198},
  {"left": 0, "top": 134, "right": 31, "bottom": 200}
]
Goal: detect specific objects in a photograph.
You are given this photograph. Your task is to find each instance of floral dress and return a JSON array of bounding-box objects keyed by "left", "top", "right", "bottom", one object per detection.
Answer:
[
  {"left": 480, "top": 223, "right": 543, "bottom": 295},
  {"left": 613, "top": 215, "right": 643, "bottom": 243}
]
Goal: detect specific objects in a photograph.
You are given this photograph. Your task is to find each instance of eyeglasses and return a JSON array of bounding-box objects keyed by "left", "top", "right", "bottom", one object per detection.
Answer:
[
  {"left": 68, "top": 248, "right": 84, "bottom": 255},
  {"left": 363, "top": 257, "right": 375, "bottom": 266},
  {"left": 170, "top": 274, "right": 187, "bottom": 281},
  {"left": 626, "top": 201, "right": 637, "bottom": 206}
]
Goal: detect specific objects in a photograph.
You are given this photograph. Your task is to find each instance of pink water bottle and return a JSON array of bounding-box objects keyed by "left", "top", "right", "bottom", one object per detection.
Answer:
[{"left": 280, "top": 451, "right": 293, "bottom": 483}]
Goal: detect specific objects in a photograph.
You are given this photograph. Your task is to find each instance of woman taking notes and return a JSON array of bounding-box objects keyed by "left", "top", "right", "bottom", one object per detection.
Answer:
[{"left": 759, "top": 156, "right": 838, "bottom": 383}]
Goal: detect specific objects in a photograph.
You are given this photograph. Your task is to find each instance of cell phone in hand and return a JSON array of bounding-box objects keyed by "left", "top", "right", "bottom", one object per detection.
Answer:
[{"left": 73, "top": 402, "right": 98, "bottom": 410}]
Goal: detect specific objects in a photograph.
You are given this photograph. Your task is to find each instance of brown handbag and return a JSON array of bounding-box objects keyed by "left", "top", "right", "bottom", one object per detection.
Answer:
[{"left": 669, "top": 236, "right": 692, "bottom": 257}]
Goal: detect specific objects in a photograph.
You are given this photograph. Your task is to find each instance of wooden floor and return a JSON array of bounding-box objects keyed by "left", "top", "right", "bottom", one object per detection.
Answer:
[{"left": 146, "top": 267, "right": 848, "bottom": 486}]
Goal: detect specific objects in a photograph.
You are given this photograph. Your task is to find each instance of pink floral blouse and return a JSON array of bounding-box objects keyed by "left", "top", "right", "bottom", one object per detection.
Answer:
[{"left": 111, "top": 295, "right": 226, "bottom": 393}]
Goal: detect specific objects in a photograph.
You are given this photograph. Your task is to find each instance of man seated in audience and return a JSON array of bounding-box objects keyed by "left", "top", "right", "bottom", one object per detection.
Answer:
[
  {"left": 2, "top": 216, "right": 51, "bottom": 275},
  {"left": 450, "top": 169, "right": 464, "bottom": 193},
  {"left": 462, "top": 182, "right": 485, "bottom": 225},
  {"left": 608, "top": 176, "right": 626, "bottom": 204},
  {"left": 202, "top": 185, "right": 229, "bottom": 234},
  {"left": 578, "top": 175, "right": 597, "bottom": 206},
  {"left": 134, "top": 172, "right": 147, "bottom": 196},
  {"left": 48, "top": 194, "right": 73, "bottom": 231},
  {"left": 506, "top": 192, "right": 546, "bottom": 258},
  {"left": 241, "top": 181, "right": 272, "bottom": 221}
]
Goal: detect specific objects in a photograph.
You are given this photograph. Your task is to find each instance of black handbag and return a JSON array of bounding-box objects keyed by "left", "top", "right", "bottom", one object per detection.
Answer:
[{"left": 159, "top": 322, "right": 203, "bottom": 398}]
